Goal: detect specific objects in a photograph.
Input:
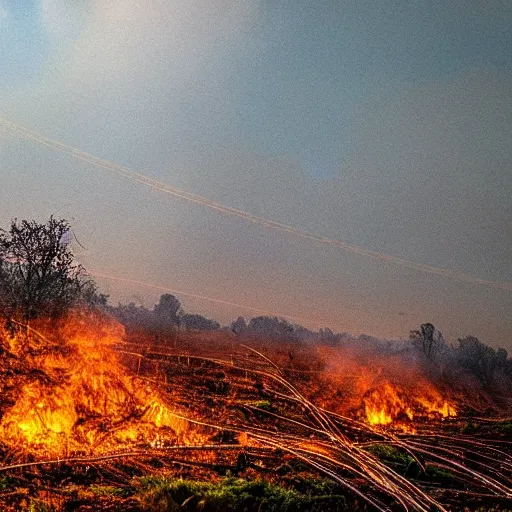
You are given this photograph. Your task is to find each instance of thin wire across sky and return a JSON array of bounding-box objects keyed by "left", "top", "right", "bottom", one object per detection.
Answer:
[
  {"left": 2, "top": 116, "right": 511, "bottom": 293},
  {"left": 89, "top": 270, "right": 315, "bottom": 326}
]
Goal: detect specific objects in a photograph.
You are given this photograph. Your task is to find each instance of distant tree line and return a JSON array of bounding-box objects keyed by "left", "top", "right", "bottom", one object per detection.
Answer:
[
  {"left": 409, "top": 322, "right": 511, "bottom": 391},
  {"left": 113, "top": 300, "right": 512, "bottom": 393},
  {"left": 1, "top": 216, "right": 509, "bottom": 397},
  {"left": 110, "top": 293, "right": 220, "bottom": 340}
]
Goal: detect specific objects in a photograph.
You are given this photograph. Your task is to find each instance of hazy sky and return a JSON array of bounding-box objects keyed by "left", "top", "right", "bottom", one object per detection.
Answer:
[{"left": 1, "top": 1, "right": 511, "bottom": 348}]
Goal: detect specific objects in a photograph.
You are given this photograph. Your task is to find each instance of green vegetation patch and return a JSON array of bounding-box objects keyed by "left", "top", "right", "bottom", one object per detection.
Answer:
[
  {"left": 364, "top": 444, "right": 458, "bottom": 483},
  {"left": 463, "top": 419, "right": 512, "bottom": 436},
  {"left": 424, "top": 465, "right": 456, "bottom": 480},
  {"left": 364, "top": 444, "right": 414, "bottom": 467},
  {"left": 136, "top": 475, "right": 347, "bottom": 511},
  {"left": 253, "top": 400, "right": 275, "bottom": 411},
  {"left": 461, "top": 421, "right": 480, "bottom": 434},
  {"left": 494, "top": 419, "right": 512, "bottom": 436},
  {"left": 0, "top": 475, "right": 22, "bottom": 490}
]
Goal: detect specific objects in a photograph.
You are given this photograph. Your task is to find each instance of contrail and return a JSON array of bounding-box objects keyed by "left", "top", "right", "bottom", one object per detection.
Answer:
[
  {"left": 89, "top": 269, "right": 314, "bottom": 325},
  {"left": 2, "top": 117, "right": 511, "bottom": 292}
]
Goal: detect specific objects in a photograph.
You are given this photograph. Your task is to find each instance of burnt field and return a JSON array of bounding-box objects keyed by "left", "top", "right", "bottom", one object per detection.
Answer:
[{"left": 0, "top": 315, "right": 511, "bottom": 511}]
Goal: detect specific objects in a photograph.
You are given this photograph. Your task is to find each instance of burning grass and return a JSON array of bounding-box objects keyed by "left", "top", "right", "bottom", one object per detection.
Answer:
[
  {"left": 362, "top": 380, "right": 456, "bottom": 427},
  {"left": 0, "top": 313, "right": 203, "bottom": 458},
  {"left": 0, "top": 313, "right": 510, "bottom": 511}
]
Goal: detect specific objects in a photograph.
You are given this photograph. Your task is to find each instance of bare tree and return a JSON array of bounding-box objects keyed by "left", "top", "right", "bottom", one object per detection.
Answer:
[{"left": 0, "top": 217, "right": 96, "bottom": 324}]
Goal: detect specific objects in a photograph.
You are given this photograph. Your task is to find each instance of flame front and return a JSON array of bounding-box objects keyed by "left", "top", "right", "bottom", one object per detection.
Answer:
[
  {"left": 0, "top": 313, "right": 199, "bottom": 455},
  {"left": 363, "top": 380, "right": 456, "bottom": 427}
]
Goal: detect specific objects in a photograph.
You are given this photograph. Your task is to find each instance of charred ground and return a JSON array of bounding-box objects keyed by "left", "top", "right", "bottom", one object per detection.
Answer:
[
  {"left": 0, "top": 315, "right": 510, "bottom": 512},
  {"left": 0, "top": 218, "right": 510, "bottom": 511}
]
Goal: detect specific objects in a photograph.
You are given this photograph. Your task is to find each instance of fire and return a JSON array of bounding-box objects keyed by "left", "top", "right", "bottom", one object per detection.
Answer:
[
  {"left": 314, "top": 346, "right": 457, "bottom": 429},
  {"left": 0, "top": 313, "right": 200, "bottom": 455},
  {"left": 363, "top": 380, "right": 456, "bottom": 427},
  {"left": 5, "top": 383, "right": 77, "bottom": 444}
]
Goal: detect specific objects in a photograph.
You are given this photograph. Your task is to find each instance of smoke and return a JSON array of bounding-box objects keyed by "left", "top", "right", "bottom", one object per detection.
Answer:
[
  {"left": 1, "top": 4, "right": 511, "bottom": 348},
  {"left": 309, "top": 330, "right": 511, "bottom": 418}
]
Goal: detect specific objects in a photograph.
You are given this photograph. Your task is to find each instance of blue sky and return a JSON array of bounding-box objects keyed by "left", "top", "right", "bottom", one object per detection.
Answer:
[
  {"left": 0, "top": 2, "right": 45, "bottom": 88},
  {"left": 1, "top": 1, "right": 511, "bottom": 348},
  {"left": 238, "top": 1, "right": 512, "bottom": 174}
]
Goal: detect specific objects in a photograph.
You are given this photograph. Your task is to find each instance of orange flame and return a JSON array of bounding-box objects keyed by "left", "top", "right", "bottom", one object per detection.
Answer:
[
  {"left": 0, "top": 313, "right": 199, "bottom": 455},
  {"left": 315, "top": 345, "right": 457, "bottom": 429},
  {"left": 363, "top": 380, "right": 456, "bottom": 427}
]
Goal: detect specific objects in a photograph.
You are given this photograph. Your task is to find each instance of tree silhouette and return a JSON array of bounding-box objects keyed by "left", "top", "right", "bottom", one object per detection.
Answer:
[
  {"left": 409, "top": 323, "right": 445, "bottom": 361},
  {"left": 181, "top": 314, "right": 220, "bottom": 331},
  {"left": 153, "top": 294, "right": 182, "bottom": 325},
  {"left": 457, "top": 336, "right": 500, "bottom": 386},
  {"left": 0, "top": 217, "right": 96, "bottom": 324},
  {"left": 231, "top": 316, "right": 247, "bottom": 336},
  {"left": 247, "top": 316, "right": 296, "bottom": 341}
]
